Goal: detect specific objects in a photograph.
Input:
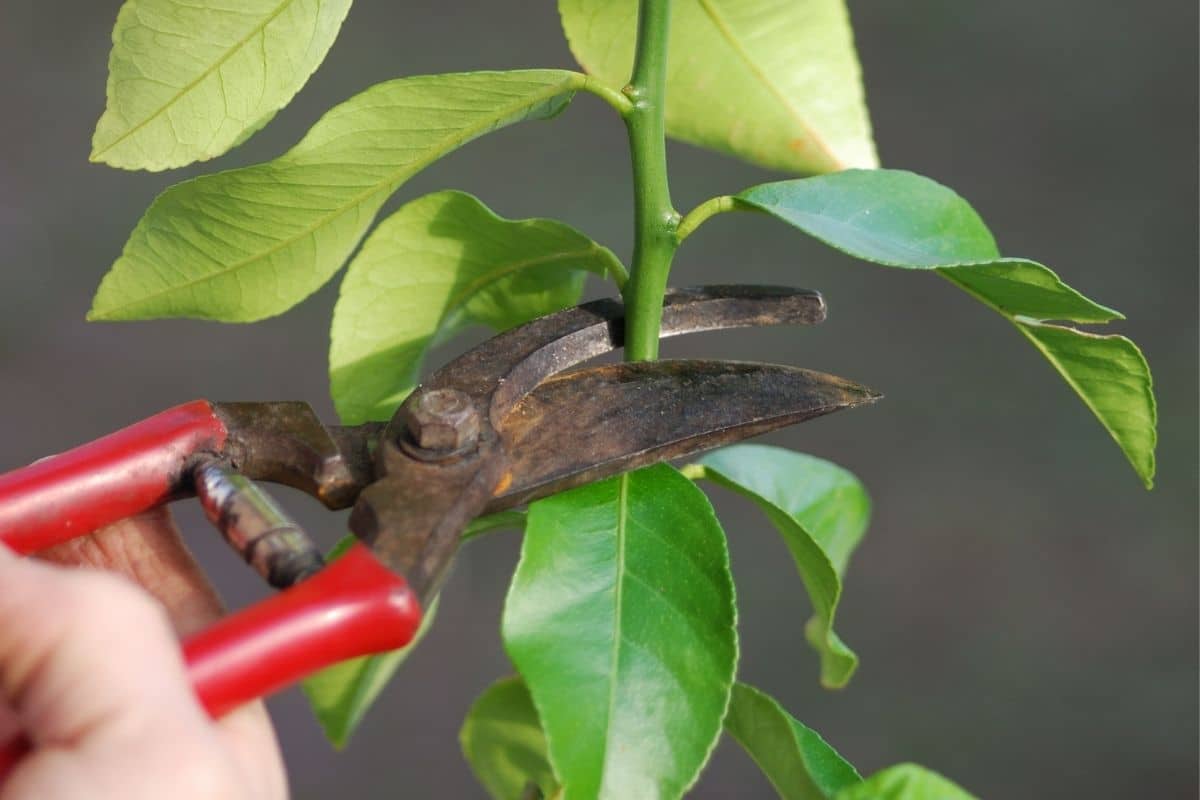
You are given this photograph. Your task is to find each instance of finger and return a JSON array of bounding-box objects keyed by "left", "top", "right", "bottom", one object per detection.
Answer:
[
  {"left": 214, "top": 705, "right": 290, "bottom": 799},
  {"left": 37, "top": 508, "right": 224, "bottom": 636},
  {"left": 31, "top": 521, "right": 288, "bottom": 796},
  {"left": 0, "top": 542, "right": 206, "bottom": 744},
  {"left": 0, "top": 544, "right": 245, "bottom": 798}
]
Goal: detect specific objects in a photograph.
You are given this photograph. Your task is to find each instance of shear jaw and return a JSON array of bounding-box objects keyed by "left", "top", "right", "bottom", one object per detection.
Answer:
[
  {"left": 346, "top": 285, "right": 879, "bottom": 607},
  {"left": 350, "top": 398, "right": 503, "bottom": 604},
  {"left": 212, "top": 401, "right": 377, "bottom": 509}
]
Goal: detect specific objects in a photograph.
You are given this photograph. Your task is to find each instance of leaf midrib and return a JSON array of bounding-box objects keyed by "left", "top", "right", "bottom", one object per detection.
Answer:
[
  {"left": 338, "top": 655, "right": 388, "bottom": 744},
  {"left": 1016, "top": 323, "right": 1155, "bottom": 483},
  {"left": 943, "top": 270, "right": 1154, "bottom": 485},
  {"left": 94, "top": 0, "right": 297, "bottom": 158},
  {"left": 697, "top": 465, "right": 852, "bottom": 684},
  {"left": 446, "top": 243, "right": 608, "bottom": 314},
  {"left": 92, "top": 74, "right": 582, "bottom": 318},
  {"left": 696, "top": 0, "right": 842, "bottom": 170},
  {"left": 598, "top": 473, "right": 630, "bottom": 796}
]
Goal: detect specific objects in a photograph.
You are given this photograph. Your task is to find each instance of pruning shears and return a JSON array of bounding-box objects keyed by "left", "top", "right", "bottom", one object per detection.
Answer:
[{"left": 0, "top": 285, "right": 878, "bottom": 775}]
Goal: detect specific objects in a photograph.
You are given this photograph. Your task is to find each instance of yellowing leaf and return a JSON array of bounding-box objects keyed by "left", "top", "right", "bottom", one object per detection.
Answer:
[
  {"left": 329, "top": 191, "right": 623, "bottom": 424},
  {"left": 93, "top": 0, "right": 352, "bottom": 170},
  {"left": 88, "top": 70, "right": 586, "bottom": 323},
  {"left": 559, "top": 0, "right": 877, "bottom": 173}
]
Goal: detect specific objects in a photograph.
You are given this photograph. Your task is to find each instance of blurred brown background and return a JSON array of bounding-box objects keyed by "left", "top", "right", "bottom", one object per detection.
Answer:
[{"left": 1, "top": 1, "right": 1196, "bottom": 797}]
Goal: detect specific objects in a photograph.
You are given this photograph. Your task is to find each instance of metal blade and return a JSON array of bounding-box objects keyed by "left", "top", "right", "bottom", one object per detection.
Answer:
[
  {"left": 414, "top": 285, "right": 825, "bottom": 434},
  {"left": 355, "top": 287, "right": 854, "bottom": 605},
  {"left": 485, "top": 359, "right": 880, "bottom": 511},
  {"left": 214, "top": 402, "right": 380, "bottom": 509}
]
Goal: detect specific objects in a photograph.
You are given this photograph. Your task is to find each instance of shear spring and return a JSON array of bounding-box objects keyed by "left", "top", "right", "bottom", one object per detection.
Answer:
[{"left": 193, "top": 461, "right": 324, "bottom": 589}]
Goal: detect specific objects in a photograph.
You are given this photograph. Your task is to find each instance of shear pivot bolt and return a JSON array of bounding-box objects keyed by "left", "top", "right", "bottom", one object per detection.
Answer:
[{"left": 402, "top": 388, "right": 480, "bottom": 453}]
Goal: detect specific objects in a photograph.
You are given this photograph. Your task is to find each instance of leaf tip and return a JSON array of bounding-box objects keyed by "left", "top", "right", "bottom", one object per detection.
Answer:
[
  {"left": 89, "top": 119, "right": 110, "bottom": 165},
  {"left": 819, "top": 661, "right": 857, "bottom": 691},
  {"left": 86, "top": 291, "right": 121, "bottom": 322},
  {"left": 87, "top": 133, "right": 148, "bottom": 171},
  {"left": 88, "top": 149, "right": 174, "bottom": 173}
]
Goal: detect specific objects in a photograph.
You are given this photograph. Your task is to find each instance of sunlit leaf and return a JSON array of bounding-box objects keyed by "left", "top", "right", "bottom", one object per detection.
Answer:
[
  {"left": 725, "top": 683, "right": 861, "bottom": 799},
  {"left": 329, "top": 190, "right": 624, "bottom": 424},
  {"left": 89, "top": 70, "right": 587, "bottom": 322},
  {"left": 93, "top": 0, "right": 352, "bottom": 171},
  {"left": 559, "top": 0, "right": 877, "bottom": 173},
  {"left": 503, "top": 464, "right": 736, "bottom": 799},
  {"left": 686, "top": 445, "right": 869, "bottom": 687},
  {"left": 737, "top": 169, "right": 1156, "bottom": 487},
  {"left": 834, "top": 764, "right": 978, "bottom": 800},
  {"left": 461, "top": 676, "right": 559, "bottom": 800}
]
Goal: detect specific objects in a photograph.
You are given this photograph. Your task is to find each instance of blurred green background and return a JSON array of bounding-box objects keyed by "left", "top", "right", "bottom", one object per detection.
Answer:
[{"left": 2, "top": 1, "right": 1196, "bottom": 796}]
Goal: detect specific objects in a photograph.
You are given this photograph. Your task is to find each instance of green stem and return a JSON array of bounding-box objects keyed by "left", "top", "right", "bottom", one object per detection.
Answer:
[
  {"left": 621, "top": 0, "right": 679, "bottom": 361},
  {"left": 676, "top": 195, "right": 739, "bottom": 242},
  {"left": 578, "top": 74, "right": 635, "bottom": 117}
]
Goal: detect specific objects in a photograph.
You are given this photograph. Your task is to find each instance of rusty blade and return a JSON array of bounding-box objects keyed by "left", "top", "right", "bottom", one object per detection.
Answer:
[
  {"left": 357, "top": 287, "right": 841, "bottom": 603},
  {"left": 352, "top": 359, "right": 876, "bottom": 603},
  {"left": 484, "top": 360, "right": 880, "bottom": 512},
  {"left": 413, "top": 285, "right": 825, "bottom": 435},
  {"left": 378, "top": 286, "right": 826, "bottom": 486},
  {"left": 214, "top": 402, "right": 380, "bottom": 510}
]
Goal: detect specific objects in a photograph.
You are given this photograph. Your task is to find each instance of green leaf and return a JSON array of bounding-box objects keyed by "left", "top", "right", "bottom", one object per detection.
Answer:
[
  {"left": 89, "top": 69, "right": 587, "bottom": 323},
  {"left": 1014, "top": 322, "right": 1156, "bottom": 485},
  {"left": 834, "top": 764, "right": 978, "bottom": 800},
  {"left": 461, "top": 676, "right": 559, "bottom": 800},
  {"left": 92, "top": 0, "right": 352, "bottom": 171},
  {"left": 503, "top": 464, "right": 737, "bottom": 799},
  {"left": 559, "top": 0, "right": 876, "bottom": 173},
  {"left": 329, "top": 190, "right": 624, "bottom": 424},
  {"left": 302, "top": 512, "right": 524, "bottom": 748},
  {"left": 737, "top": 169, "right": 1157, "bottom": 488},
  {"left": 725, "top": 683, "right": 861, "bottom": 799},
  {"left": 686, "top": 445, "right": 869, "bottom": 688},
  {"left": 300, "top": 535, "right": 438, "bottom": 748}
]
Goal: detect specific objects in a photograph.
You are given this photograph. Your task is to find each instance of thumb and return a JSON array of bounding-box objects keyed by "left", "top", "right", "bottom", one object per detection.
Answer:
[{"left": 0, "top": 542, "right": 208, "bottom": 747}]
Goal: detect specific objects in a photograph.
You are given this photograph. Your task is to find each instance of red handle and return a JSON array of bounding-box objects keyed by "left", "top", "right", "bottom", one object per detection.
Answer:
[
  {"left": 0, "top": 544, "right": 420, "bottom": 780},
  {"left": 185, "top": 543, "right": 421, "bottom": 716},
  {"left": 0, "top": 401, "right": 227, "bottom": 554}
]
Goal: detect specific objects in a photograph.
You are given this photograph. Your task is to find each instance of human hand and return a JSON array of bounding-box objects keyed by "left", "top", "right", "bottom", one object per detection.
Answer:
[{"left": 0, "top": 510, "right": 288, "bottom": 799}]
